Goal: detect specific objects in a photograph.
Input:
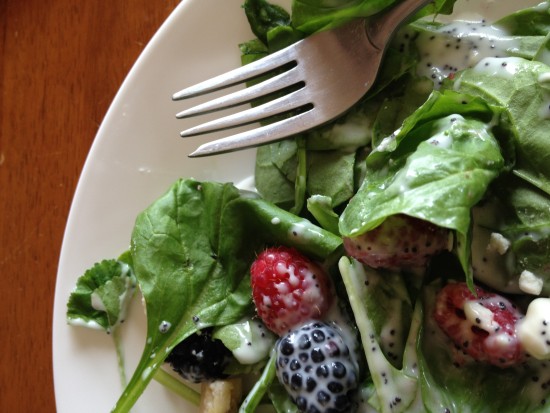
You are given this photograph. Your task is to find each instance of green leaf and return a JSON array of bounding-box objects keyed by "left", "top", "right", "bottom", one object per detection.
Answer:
[
  {"left": 243, "top": 0, "right": 292, "bottom": 45},
  {"left": 482, "top": 175, "right": 550, "bottom": 295},
  {"left": 66, "top": 259, "right": 136, "bottom": 334},
  {"left": 213, "top": 318, "right": 276, "bottom": 366},
  {"left": 255, "top": 140, "right": 298, "bottom": 210},
  {"left": 417, "top": 282, "right": 550, "bottom": 412},
  {"left": 290, "top": 0, "right": 458, "bottom": 34},
  {"left": 307, "top": 150, "right": 357, "bottom": 208},
  {"left": 306, "top": 195, "right": 340, "bottom": 234},
  {"left": 496, "top": 2, "right": 550, "bottom": 36},
  {"left": 112, "top": 180, "right": 253, "bottom": 412},
  {"left": 239, "top": 352, "right": 279, "bottom": 413},
  {"left": 67, "top": 258, "right": 137, "bottom": 388},
  {"left": 112, "top": 179, "right": 342, "bottom": 412},
  {"left": 453, "top": 57, "right": 550, "bottom": 195},
  {"left": 234, "top": 195, "right": 343, "bottom": 260},
  {"left": 340, "top": 109, "right": 504, "bottom": 287},
  {"left": 338, "top": 257, "right": 419, "bottom": 413}
]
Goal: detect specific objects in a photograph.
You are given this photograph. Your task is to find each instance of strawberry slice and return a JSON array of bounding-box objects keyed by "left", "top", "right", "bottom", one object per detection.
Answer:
[
  {"left": 250, "top": 247, "right": 332, "bottom": 335},
  {"left": 343, "top": 214, "right": 451, "bottom": 270},
  {"left": 433, "top": 282, "right": 526, "bottom": 367}
]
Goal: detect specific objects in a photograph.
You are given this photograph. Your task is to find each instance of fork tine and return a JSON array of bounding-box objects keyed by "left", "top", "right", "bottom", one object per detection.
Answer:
[
  {"left": 175, "top": 66, "right": 302, "bottom": 119},
  {"left": 172, "top": 46, "right": 297, "bottom": 100},
  {"left": 188, "top": 110, "right": 316, "bottom": 157},
  {"left": 180, "top": 87, "right": 310, "bottom": 137}
]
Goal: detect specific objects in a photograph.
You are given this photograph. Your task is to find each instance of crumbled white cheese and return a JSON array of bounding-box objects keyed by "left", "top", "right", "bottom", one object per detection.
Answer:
[
  {"left": 517, "top": 298, "right": 550, "bottom": 360},
  {"left": 486, "top": 232, "right": 511, "bottom": 255},
  {"left": 519, "top": 270, "right": 544, "bottom": 295}
]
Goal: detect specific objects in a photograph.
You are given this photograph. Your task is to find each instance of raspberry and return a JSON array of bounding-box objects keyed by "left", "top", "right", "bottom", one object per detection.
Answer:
[
  {"left": 433, "top": 282, "right": 526, "bottom": 367},
  {"left": 343, "top": 214, "right": 451, "bottom": 270},
  {"left": 250, "top": 247, "right": 332, "bottom": 335},
  {"left": 275, "top": 321, "right": 358, "bottom": 413}
]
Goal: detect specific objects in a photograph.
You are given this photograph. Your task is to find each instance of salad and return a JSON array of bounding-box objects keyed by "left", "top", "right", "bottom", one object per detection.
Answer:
[{"left": 64, "top": 0, "right": 550, "bottom": 412}]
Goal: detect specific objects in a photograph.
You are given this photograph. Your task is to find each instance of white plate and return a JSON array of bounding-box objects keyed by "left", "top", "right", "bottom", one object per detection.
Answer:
[{"left": 52, "top": 0, "right": 541, "bottom": 412}]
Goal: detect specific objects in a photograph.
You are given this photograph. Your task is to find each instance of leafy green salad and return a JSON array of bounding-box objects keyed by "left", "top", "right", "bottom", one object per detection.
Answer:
[{"left": 66, "top": 0, "right": 550, "bottom": 412}]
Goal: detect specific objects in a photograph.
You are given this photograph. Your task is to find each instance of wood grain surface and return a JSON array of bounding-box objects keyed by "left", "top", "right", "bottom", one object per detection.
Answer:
[{"left": 0, "top": 1, "right": 180, "bottom": 411}]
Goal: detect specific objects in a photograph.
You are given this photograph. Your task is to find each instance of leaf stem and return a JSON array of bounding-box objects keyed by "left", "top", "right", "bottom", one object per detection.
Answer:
[
  {"left": 239, "top": 351, "right": 276, "bottom": 413},
  {"left": 290, "top": 136, "right": 307, "bottom": 215},
  {"left": 112, "top": 328, "right": 127, "bottom": 388},
  {"left": 154, "top": 368, "right": 201, "bottom": 406}
]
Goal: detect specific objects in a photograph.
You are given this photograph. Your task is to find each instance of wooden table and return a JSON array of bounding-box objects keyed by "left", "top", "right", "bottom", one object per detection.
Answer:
[{"left": 0, "top": 1, "right": 180, "bottom": 410}]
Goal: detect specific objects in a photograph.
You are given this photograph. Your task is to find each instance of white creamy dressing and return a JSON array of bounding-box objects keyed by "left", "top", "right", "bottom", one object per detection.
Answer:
[
  {"left": 338, "top": 258, "right": 417, "bottom": 411},
  {"left": 288, "top": 219, "right": 326, "bottom": 245},
  {"left": 227, "top": 320, "right": 276, "bottom": 365},
  {"left": 470, "top": 55, "right": 526, "bottom": 78},
  {"left": 158, "top": 320, "right": 172, "bottom": 334},
  {"left": 67, "top": 317, "right": 104, "bottom": 330},
  {"left": 517, "top": 298, "right": 550, "bottom": 360},
  {"left": 91, "top": 291, "right": 107, "bottom": 312},
  {"left": 410, "top": 20, "right": 519, "bottom": 87}
]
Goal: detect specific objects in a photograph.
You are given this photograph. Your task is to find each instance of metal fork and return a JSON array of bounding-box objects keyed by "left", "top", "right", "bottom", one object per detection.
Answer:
[{"left": 173, "top": 0, "right": 431, "bottom": 157}]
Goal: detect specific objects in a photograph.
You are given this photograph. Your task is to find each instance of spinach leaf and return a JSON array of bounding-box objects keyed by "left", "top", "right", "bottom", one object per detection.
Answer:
[
  {"left": 486, "top": 175, "right": 550, "bottom": 295},
  {"left": 340, "top": 106, "right": 504, "bottom": 287},
  {"left": 213, "top": 318, "right": 276, "bottom": 366},
  {"left": 306, "top": 195, "right": 340, "bottom": 234},
  {"left": 496, "top": 1, "right": 550, "bottom": 36},
  {"left": 255, "top": 141, "right": 297, "bottom": 210},
  {"left": 291, "top": 0, "right": 458, "bottom": 34},
  {"left": 243, "top": 0, "right": 292, "bottom": 45},
  {"left": 452, "top": 57, "right": 550, "bottom": 195},
  {"left": 307, "top": 150, "right": 356, "bottom": 207},
  {"left": 255, "top": 138, "right": 360, "bottom": 210},
  {"left": 66, "top": 257, "right": 136, "bottom": 334},
  {"left": 339, "top": 257, "right": 420, "bottom": 413},
  {"left": 113, "top": 180, "right": 253, "bottom": 412},
  {"left": 367, "top": 90, "right": 496, "bottom": 167},
  {"left": 112, "top": 179, "right": 342, "bottom": 412}
]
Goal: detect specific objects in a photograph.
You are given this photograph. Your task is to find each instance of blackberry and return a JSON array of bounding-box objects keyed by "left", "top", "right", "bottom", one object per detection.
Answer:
[
  {"left": 275, "top": 321, "right": 358, "bottom": 413},
  {"left": 165, "top": 328, "right": 232, "bottom": 383}
]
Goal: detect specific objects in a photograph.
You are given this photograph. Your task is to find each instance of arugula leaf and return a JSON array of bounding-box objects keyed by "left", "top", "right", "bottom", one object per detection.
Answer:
[
  {"left": 67, "top": 257, "right": 137, "bottom": 387},
  {"left": 67, "top": 258, "right": 136, "bottom": 333}
]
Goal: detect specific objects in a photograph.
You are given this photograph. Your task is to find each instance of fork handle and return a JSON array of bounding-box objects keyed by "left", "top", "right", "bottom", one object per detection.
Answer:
[{"left": 366, "top": 0, "right": 433, "bottom": 49}]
